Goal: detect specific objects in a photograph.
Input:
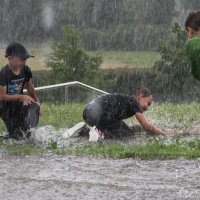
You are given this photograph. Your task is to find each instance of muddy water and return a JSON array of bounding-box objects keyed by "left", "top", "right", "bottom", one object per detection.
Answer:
[
  {"left": 0, "top": 154, "right": 200, "bottom": 200},
  {"left": 27, "top": 124, "right": 200, "bottom": 148},
  {"left": 0, "top": 125, "right": 200, "bottom": 200}
]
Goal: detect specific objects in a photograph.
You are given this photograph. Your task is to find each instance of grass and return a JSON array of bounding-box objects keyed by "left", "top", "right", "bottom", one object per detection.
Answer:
[
  {"left": 0, "top": 102, "right": 199, "bottom": 159},
  {"left": 89, "top": 51, "right": 160, "bottom": 69},
  {"left": 62, "top": 139, "right": 200, "bottom": 160},
  {"left": 0, "top": 142, "right": 45, "bottom": 156},
  {"left": 0, "top": 48, "right": 159, "bottom": 71},
  {"left": 39, "top": 103, "right": 84, "bottom": 129},
  {"left": 1, "top": 138, "right": 200, "bottom": 159},
  {"left": 32, "top": 102, "right": 200, "bottom": 131}
]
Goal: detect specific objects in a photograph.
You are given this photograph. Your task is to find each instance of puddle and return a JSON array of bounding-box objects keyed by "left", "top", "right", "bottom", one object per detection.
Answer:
[{"left": 0, "top": 154, "right": 200, "bottom": 200}]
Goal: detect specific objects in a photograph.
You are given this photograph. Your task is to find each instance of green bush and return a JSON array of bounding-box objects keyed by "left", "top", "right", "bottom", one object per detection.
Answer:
[{"left": 47, "top": 26, "right": 102, "bottom": 84}]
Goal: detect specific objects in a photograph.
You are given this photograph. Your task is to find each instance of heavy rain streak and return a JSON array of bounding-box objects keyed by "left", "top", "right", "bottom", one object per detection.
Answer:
[{"left": 0, "top": 1, "right": 200, "bottom": 200}]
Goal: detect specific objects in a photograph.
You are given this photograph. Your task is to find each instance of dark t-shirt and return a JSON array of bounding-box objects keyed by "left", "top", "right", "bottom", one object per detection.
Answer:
[
  {"left": 94, "top": 93, "right": 143, "bottom": 120},
  {"left": 0, "top": 65, "right": 32, "bottom": 95}
]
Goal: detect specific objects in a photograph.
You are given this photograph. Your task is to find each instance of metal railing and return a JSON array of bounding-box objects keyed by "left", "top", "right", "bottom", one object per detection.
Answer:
[{"left": 24, "top": 81, "right": 108, "bottom": 102}]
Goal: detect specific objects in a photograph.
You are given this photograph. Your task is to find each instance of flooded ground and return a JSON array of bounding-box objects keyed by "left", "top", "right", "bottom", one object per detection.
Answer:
[
  {"left": 0, "top": 154, "right": 200, "bottom": 200},
  {"left": 0, "top": 125, "right": 200, "bottom": 200},
  {"left": 27, "top": 123, "right": 200, "bottom": 147}
]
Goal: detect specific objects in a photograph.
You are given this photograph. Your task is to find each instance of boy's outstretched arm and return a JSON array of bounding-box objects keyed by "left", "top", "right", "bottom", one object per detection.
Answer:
[{"left": 135, "top": 112, "right": 166, "bottom": 136}]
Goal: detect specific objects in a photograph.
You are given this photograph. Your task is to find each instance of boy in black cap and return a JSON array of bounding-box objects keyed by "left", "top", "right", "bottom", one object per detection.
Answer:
[{"left": 0, "top": 42, "right": 40, "bottom": 140}]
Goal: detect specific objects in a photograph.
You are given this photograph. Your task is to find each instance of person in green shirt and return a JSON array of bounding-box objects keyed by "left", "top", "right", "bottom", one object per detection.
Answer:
[{"left": 185, "top": 10, "right": 200, "bottom": 80}]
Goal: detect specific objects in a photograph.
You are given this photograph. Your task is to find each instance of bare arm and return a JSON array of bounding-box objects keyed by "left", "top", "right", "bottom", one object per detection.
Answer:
[
  {"left": 26, "top": 80, "right": 41, "bottom": 115},
  {"left": 26, "top": 80, "right": 40, "bottom": 103},
  {"left": 0, "top": 85, "right": 34, "bottom": 104},
  {"left": 135, "top": 112, "right": 165, "bottom": 136}
]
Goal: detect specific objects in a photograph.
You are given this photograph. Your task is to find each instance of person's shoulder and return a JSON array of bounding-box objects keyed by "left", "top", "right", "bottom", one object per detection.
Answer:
[
  {"left": 113, "top": 93, "right": 132, "bottom": 99},
  {"left": 112, "top": 93, "right": 127, "bottom": 96},
  {"left": 0, "top": 65, "right": 10, "bottom": 74},
  {"left": 186, "top": 36, "right": 200, "bottom": 48},
  {"left": 0, "top": 65, "right": 10, "bottom": 83},
  {"left": 23, "top": 65, "right": 31, "bottom": 71},
  {"left": 96, "top": 93, "right": 109, "bottom": 100},
  {"left": 97, "top": 93, "right": 131, "bottom": 101},
  {"left": 100, "top": 93, "right": 126, "bottom": 99},
  {"left": 23, "top": 65, "right": 33, "bottom": 75}
]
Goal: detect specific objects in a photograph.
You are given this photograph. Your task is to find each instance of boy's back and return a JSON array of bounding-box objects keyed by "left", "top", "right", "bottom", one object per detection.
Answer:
[
  {"left": 186, "top": 36, "right": 200, "bottom": 80},
  {"left": 93, "top": 93, "right": 142, "bottom": 119}
]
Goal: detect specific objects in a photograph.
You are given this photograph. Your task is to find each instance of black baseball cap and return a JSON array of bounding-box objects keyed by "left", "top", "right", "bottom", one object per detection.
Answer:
[{"left": 5, "top": 42, "right": 34, "bottom": 60}]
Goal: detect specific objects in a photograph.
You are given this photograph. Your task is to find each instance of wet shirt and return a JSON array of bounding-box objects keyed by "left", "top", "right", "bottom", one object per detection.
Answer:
[
  {"left": 186, "top": 36, "right": 200, "bottom": 81},
  {"left": 0, "top": 65, "right": 32, "bottom": 95},
  {"left": 94, "top": 93, "right": 143, "bottom": 120}
]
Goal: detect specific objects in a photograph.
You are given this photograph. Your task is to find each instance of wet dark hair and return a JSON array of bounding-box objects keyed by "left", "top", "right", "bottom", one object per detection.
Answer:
[
  {"left": 185, "top": 10, "right": 200, "bottom": 31},
  {"left": 134, "top": 86, "right": 152, "bottom": 97}
]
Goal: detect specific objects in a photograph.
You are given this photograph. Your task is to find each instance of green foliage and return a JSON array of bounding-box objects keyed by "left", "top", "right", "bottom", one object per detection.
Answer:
[
  {"left": 154, "top": 23, "right": 188, "bottom": 72},
  {"left": 153, "top": 23, "right": 200, "bottom": 101},
  {"left": 47, "top": 26, "right": 102, "bottom": 83}
]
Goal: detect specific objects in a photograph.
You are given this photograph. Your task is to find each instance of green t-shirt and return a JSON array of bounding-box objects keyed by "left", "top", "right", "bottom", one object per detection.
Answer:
[{"left": 186, "top": 35, "right": 200, "bottom": 81}]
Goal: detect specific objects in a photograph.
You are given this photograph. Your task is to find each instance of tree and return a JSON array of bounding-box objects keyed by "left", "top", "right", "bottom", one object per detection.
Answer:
[{"left": 47, "top": 26, "right": 102, "bottom": 84}]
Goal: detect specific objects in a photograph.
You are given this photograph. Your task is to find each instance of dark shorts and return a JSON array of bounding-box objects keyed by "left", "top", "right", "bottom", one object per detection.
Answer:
[
  {"left": 0, "top": 101, "right": 40, "bottom": 139},
  {"left": 83, "top": 102, "right": 134, "bottom": 138}
]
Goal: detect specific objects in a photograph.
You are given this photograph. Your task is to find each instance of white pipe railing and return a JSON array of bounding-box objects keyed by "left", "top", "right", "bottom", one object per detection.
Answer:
[{"left": 24, "top": 81, "right": 108, "bottom": 95}]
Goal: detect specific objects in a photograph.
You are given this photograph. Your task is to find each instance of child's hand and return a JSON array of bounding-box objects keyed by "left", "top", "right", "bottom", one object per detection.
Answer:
[{"left": 20, "top": 95, "right": 34, "bottom": 104}]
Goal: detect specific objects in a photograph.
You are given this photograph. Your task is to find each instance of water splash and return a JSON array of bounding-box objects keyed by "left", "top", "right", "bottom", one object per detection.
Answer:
[{"left": 27, "top": 125, "right": 90, "bottom": 148}]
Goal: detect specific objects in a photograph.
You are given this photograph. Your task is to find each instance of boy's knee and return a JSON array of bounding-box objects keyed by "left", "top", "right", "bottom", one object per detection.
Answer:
[
  {"left": 24, "top": 102, "right": 40, "bottom": 129},
  {"left": 30, "top": 102, "right": 40, "bottom": 111},
  {"left": 83, "top": 103, "right": 102, "bottom": 127}
]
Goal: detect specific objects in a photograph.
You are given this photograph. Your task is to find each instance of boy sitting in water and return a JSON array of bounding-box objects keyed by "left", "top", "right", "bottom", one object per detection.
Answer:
[
  {"left": 185, "top": 10, "right": 200, "bottom": 80},
  {"left": 63, "top": 87, "right": 172, "bottom": 141}
]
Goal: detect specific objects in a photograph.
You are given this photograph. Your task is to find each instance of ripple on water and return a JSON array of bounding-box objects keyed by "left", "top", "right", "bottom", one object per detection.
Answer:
[{"left": 0, "top": 154, "right": 200, "bottom": 200}]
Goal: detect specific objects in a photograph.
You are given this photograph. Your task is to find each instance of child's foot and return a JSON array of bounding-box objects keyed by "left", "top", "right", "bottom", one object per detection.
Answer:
[
  {"left": 63, "top": 122, "right": 86, "bottom": 138},
  {"left": 89, "top": 126, "right": 105, "bottom": 142}
]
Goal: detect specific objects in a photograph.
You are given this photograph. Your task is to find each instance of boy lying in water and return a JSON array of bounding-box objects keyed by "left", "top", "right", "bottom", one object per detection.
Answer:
[{"left": 63, "top": 87, "right": 174, "bottom": 141}]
